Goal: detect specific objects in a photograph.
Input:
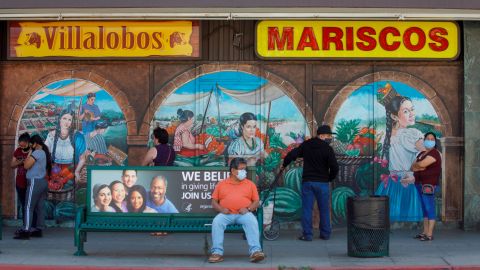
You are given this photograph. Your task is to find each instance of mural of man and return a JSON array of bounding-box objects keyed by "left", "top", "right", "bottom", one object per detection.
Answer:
[
  {"left": 146, "top": 175, "right": 178, "bottom": 213},
  {"left": 79, "top": 92, "right": 101, "bottom": 136},
  {"left": 121, "top": 170, "right": 138, "bottom": 192}
]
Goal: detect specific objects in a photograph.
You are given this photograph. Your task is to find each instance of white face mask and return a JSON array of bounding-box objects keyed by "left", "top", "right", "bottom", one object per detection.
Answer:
[{"left": 236, "top": 169, "right": 247, "bottom": 181}]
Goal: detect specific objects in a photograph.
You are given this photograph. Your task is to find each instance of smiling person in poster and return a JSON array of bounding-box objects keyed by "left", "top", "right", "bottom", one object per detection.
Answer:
[
  {"left": 127, "top": 185, "right": 157, "bottom": 213},
  {"left": 146, "top": 175, "right": 178, "bottom": 213},
  {"left": 91, "top": 184, "right": 115, "bottom": 213},
  {"left": 208, "top": 157, "right": 265, "bottom": 263}
]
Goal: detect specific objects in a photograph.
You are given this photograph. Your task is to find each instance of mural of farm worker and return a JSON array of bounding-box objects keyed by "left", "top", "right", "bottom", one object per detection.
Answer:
[
  {"left": 375, "top": 83, "right": 425, "bottom": 222},
  {"left": 142, "top": 127, "right": 175, "bottom": 166},
  {"left": 227, "top": 112, "right": 265, "bottom": 166},
  {"left": 146, "top": 175, "right": 179, "bottom": 213},
  {"left": 91, "top": 184, "right": 115, "bottom": 212},
  {"left": 44, "top": 109, "right": 86, "bottom": 185},
  {"left": 282, "top": 125, "right": 339, "bottom": 241},
  {"left": 85, "top": 120, "right": 112, "bottom": 166},
  {"left": 173, "top": 109, "right": 207, "bottom": 157},
  {"left": 126, "top": 185, "right": 157, "bottom": 213},
  {"left": 79, "top": 92, "right": 101, "bottom": 136},
  {"left": 109, "top": 180, "right": 128, "bottom": 213},
  {"left": 121, "top": 169, "right": 138, "bottom": 193},
  {"left": 412, "top": 132, "right": 442, "bottom": 241}
]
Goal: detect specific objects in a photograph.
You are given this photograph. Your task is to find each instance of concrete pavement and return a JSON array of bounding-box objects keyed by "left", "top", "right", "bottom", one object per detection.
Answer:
[{"left": 0, "top": 226, "right": 480, "bottom": 269}]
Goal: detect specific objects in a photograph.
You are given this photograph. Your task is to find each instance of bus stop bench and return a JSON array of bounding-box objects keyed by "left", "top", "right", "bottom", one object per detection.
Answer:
[{"left": 74, "top": 205, "right": 263, "bottom": 256}]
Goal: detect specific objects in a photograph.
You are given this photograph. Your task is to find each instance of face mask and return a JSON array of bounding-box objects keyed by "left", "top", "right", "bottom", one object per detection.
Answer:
[
  {"left": 424, "top": 140, "right": 436, "bottom": 149},
  {"left": 236, "top": 169, "right": 247, "bottom": 181},
  {"left": 323, "top": 138, "right": 332, "bottom": 144},
  {"left": 22, "top": 147, "right": 30, "bottom": 151}
]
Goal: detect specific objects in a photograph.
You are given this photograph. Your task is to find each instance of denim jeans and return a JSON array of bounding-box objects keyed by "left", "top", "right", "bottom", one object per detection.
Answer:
[
  {"left": 301, "top": 181, "right": 331, "bottom": 239},
  {"left": 211, "top": 212, "right": 262, "bottom": 256}
]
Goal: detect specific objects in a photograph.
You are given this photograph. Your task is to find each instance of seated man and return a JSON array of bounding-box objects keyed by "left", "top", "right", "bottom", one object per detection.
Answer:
[{"left": 209, "top": 157, "right": 265, "bottom": 263}]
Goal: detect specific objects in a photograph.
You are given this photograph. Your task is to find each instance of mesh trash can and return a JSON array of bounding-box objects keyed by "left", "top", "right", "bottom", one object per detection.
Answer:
[{"left": 347, "top": 196, "right": 389, "bottom": 257}]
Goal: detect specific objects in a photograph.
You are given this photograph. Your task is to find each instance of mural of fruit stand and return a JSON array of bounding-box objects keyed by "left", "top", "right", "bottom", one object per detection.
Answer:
[
  {"left": 151, "top": 70, "right": 309, "bottom": 222},
  {"left": 331, "top": 80, "right": 442, "bottom": 224},
  {"left": 17, "top": 78, "right": 128, "bottom": 221}
]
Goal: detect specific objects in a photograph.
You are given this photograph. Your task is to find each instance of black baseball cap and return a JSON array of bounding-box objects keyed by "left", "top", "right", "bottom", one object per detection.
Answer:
[{"left": 316, "top": 125, "right": 336, "bottom": 135}]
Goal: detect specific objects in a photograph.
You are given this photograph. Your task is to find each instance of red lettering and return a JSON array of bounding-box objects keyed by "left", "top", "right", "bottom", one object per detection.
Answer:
[
  {"left": 322, "top": 27, "right": 343, "bottom": 50},
  {"left": 356, "top": 27, "right": 376, "bottom": 51},
  {"left": 404, "top": 27, "right": 426, "bottom": 51},
  {"left": 122, "top": 26, "right": 135, "bottom": 49},
  {"left": 137, "top": 32, "right": 150, "bottom": 49},
  {"left": 345, "top": 27, "right": 354, "bottom": 51},
  {"left": 59, "top": 28, "right": 65, "bottom": 50},
  {"left": 429, "top": 27, "right": 449, "bottom": 51},
  {"left": 297, "top": 27, "right": 319, "bottom": 50},
  {"left": 75, "top": 26, "right": 81, "bottom": 49},
  {"left": 98, "top": 26, "right": 104, "bottom": 49},
  {"left": 152, "top": 32, "right": 163, "bottom": 49},
  {"left": 83, "top": 32, "right": 96, "bottom": 49},
  {"left": 43, "top": 26, "right": 57, "bottom": 49},
  {"left": 379, "top": 27, "right": 400, "bottom": 51},
  {"left": 268, "top": 27, "right": 294, "bottom": 50},
  {"left": 106, "top": 32, "right": 119, "bottom": 49},
  {"left": 67, "top": 26, "right": 73, "bottom": 49}
]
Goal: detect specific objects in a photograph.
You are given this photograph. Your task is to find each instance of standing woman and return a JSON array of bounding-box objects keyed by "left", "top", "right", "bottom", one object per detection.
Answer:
[
  {"left": 412, "top": 132, "right": 442, "bottom": 241},
  {"left": 142, "top": 127, "right": 176, "bottom": 166},
  {"left": 173, "top": 109, "right": 207, "bottom": 157},
  {"left": 14, "top": 135, "right": 52, "bottom": 240}
]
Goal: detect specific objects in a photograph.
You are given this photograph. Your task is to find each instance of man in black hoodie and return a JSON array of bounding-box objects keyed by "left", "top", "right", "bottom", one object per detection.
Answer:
[{"left": 282, "top": 125, "right": 339, "bottom": 241}]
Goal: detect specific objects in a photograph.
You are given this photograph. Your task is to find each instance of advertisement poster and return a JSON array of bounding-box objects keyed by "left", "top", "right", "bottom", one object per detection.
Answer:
[{"left": 88, "top": 167, "right": 254, "bottom": 214}]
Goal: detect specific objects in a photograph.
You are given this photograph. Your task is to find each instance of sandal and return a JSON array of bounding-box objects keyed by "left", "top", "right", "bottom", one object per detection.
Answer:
[
  {"left": 419, "top": 235, "right": 433, "bottom": 241},
  {"left": 413, "top": 233, "right": 426, "bottom": 239}
]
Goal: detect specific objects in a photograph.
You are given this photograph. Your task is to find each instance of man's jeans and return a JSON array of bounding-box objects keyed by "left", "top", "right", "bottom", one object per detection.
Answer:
[
  {"left": 301, "top": 181, "right": 331, "bottom": 239},
  {"left": 211, "top": 212, "right": 262, "bottom": 256}
]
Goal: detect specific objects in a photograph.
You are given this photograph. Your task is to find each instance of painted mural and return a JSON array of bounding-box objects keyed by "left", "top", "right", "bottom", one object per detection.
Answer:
[
  {"left": 332, "top": 80, "right": 442, "bottom": 224},
  {"left": 17, "top": 78, "right": 128, "bottom": 221},
  {"left": 150, "top": 70, "right": 309, "bottom": 221}
]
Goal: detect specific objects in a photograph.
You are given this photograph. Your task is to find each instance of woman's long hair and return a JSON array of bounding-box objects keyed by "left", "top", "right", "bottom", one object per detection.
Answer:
[
  {"left": 52, "top": 109, "right": 75, "bottom": 163},
  {"left": 126, "top": 185, "right": 147, "bottom": 213},
  {"left": 29, "top": 134, "right": 52, "bottom": 177},
  {"left": 382, "top": 96, "right": 411, "bottom": 160}
]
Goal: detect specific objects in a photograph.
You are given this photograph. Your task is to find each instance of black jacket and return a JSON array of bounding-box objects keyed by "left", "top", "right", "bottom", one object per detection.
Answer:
[{"left": 282, "top": 138, "right": 339, "bottom": 182}]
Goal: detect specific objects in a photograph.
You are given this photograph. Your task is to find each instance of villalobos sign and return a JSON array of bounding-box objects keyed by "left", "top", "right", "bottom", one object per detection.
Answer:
[
  {"left": 256, "top": 21, "right": 459, "bottom": 59},
  {"left": 8, "top": 21, "right": 200, "bottom": 58}
]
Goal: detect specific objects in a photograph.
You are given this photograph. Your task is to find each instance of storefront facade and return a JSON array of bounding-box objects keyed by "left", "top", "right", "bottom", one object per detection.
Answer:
[{"left": 0, "top": 1, "right": 478, "bottom": 230}]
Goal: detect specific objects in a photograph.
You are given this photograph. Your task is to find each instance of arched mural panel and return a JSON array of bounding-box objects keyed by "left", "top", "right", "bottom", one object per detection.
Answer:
[
  {"left": 331, "top": 80, "right": 443, "bottom": 224},
  {"left": 150, "top": 69, "right": 310, "bottom": 220},
  {"left": 16, "top": 78, "right": 128, "bottom": 221}
]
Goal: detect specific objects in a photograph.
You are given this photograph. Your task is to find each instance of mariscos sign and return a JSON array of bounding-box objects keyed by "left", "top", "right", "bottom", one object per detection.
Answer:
[
  {"left": 256, "top": 21, "right": 459, "bottom": 59},
  {"left": 8, "top": 21, "right": 200, "bottom": 58}
]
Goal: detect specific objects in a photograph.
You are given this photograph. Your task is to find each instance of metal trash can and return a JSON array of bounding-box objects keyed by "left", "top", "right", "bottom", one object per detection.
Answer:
[{"left": 347, "top": 196, "right": 389, "bottom": 257}]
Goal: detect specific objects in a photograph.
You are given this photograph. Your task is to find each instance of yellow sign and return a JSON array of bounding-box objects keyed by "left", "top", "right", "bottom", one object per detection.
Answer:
[
  {"left": 256, "top": 21, "right": 458, "bottom": 59},
  {"left": 9, "top": 21, "right": 200, "bottom": 58}
]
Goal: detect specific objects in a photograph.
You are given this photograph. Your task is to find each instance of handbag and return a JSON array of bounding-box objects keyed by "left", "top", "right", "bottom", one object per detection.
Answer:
[{"left": 421, "top": 184, "right": 435, "bottom": 195}]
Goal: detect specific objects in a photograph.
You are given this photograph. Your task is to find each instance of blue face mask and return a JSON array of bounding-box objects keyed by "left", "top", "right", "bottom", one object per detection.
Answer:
[
  {"left": 424, "top": 140, "right": 436, "bottom": 149},
  {"left": 236, "top": 169, "right": 247, "bottom": 181}
]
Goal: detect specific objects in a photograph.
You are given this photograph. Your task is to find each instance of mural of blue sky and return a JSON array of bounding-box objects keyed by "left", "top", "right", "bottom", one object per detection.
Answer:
[
  {"left": 155, "top": 71, "right": 305, "bottom": 121},
  {"left": 334, "top": 81, "right": 438, "bottom": 124},
  {"left": 34, "top": 79, "right": 123, "bottom": 113}
]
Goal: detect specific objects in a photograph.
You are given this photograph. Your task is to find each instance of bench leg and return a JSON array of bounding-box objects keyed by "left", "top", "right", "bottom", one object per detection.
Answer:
[{"left": 74, "top": 230, "right": 87, "bottom": 256}]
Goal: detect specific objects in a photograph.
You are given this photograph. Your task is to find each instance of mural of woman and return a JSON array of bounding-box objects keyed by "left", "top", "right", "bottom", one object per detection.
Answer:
[
  {"left": 44, "top": 109, "right": 86, "bottom": 184},
  {"left": 173, "top": 109, "right": 207, "bottom": 157},
  {"left": 375, "top": 83, "right": 424, "bottom": 222},
  {"left": 227, "top": 112, "right": 265, "bottom": 166}
]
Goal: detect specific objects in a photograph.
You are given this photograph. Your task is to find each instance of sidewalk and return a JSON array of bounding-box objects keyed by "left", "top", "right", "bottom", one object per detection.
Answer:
[{"left": 0, "top": 226, "right": 480, "bottom": 269}]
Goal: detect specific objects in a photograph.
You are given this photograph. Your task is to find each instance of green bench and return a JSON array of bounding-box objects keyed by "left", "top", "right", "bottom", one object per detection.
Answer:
[{"left": 74, "top": 166, "right": 263, "bottom": 256}]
